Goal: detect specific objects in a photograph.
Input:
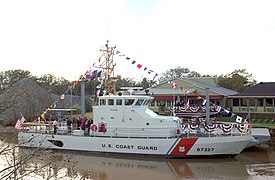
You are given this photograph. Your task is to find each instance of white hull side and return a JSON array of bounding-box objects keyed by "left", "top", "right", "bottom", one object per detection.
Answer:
[{"left": 18, "top": 132, "right": 251, "bottom": 158}]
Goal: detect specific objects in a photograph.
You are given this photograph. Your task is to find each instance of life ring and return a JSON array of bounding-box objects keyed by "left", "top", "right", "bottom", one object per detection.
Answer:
[{"left": 90, "top": 124, "right": 97, "bottom": 132}]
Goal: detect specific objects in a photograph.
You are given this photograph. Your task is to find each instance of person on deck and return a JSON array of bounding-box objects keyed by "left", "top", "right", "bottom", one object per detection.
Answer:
[
  {"left": 76, "top": 117, "right": 81, "bottom": 130},
  {"left": 85, "top": 119, "right": 91, "bottom": 135},
  {"left": 66, "top": 117, "right": 72, "bottom": 133},
  {"left": 53, "top": 119, "right": 57, "bottom": 134},
  {"left": 81, "top": 117, "right": 86, "bottom": 131}
]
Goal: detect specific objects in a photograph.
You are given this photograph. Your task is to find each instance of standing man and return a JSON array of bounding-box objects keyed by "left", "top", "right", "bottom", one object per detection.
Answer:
[
  {"left": 53, "top": 119, "right": 57, "bottom": 134},
  {"left": 67, "top": 117, "right": 72, "bottom": 133}
]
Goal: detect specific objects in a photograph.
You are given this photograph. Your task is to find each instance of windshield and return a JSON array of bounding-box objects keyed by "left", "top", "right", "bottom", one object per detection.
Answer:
[{"left": 134, "top": 99, "right": 145, "bottom": 106}]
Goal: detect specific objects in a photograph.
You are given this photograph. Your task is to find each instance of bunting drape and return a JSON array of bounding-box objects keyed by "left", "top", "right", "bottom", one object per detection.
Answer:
[{"left": 168, "top": 79, "right": 250, "bottom": 124}]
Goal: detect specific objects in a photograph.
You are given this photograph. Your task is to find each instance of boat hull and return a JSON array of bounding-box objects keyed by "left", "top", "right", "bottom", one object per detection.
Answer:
[{"left": 18, "top": 132, "right": 251, "bottom": 158}]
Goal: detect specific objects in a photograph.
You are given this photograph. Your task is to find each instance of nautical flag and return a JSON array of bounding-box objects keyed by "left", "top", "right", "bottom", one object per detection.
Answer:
[
  {"left": 167, "top": 80, "right": 173, "bottom": 84},
  {"left": 41, "top": 113, "right": 45, "bottom": 119},
  {"left": 96, "top": 84, "right": 102, "bottom": 89},
  {"left": 216, "top": 106, "right": 222, "bottom": 112},
  {"left": 65, "top": 90, "right": 69, "bottom": 95},
  {"left": 153, "top": 73, "right": 158, "bottom": 80},
  {"left": 126, "top": 57, "right": 131, "bottom": 60},
  {"left": 97, "top": 71, "right": 102, "bottom": 78},
  {"left": 148, "top": 70, "right": 153, "bottom": 74},
  {"left": 90, "top": 70, "right": 98, "bottom": 79},
  {"left": 224, "top": 109, "right": 230, "bottom": 114},
  {"left": 61, "top": 94, "right": 65, "bottom": 99},
  {"left": 137, "top": 64, "right": 142, "bottom": 69},
  {"left": 96, "top": 89, "right": 100, "bottom": 96},
  {"left": 85, "top": 70, "right": 93, "bottom": 81},
  {"left": 116, "top": 50, "right": 121, "bottom": 54},
  {"left": 202, "top": 99, "right": 207, "bottom": 106},
  {"left": 98, "top": 77, "right": 103, "bottom": 82},
  {"left": 172, "top": 83, "right": 178, "bottom": 89},
  {"left": 98, "top": 54, "right": 104, "bottom": 62},
  {"left": 184, "top": 90, "right": 189, "bottom": 95},
  {"left": 236, "top": 116, "right": 243, "bottom": 123},
  {"left": 15, "top": 113, "right": 25, "bottom": 129}
]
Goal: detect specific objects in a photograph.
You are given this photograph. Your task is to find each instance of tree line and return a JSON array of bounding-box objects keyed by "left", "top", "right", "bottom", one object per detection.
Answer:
[{"left": 0, "top": 67, "right": 257, "bottom": 95}]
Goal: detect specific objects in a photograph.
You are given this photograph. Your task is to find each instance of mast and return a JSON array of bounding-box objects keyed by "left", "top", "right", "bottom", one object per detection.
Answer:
[{"left": 98, "top": 40, "right": 119, "bottom": 95}]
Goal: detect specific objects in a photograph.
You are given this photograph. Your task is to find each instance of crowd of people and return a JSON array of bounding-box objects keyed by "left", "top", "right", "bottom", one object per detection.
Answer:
[{"left": 50, "top": 116, "right": 94, "bottom": 135}]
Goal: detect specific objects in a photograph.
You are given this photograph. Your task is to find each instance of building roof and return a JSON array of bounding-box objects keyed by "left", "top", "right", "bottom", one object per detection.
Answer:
[
  {"left": 181, "top": 78, "right": 237, "bottom": 96},
  {"left": 136, "top": 77, "right": 238, "bottom": 97},
  {"left": 231, "top": 82, "right": 275, "bottom": 97},
  {"left": 188, "top": 77, "right": 220, "bottom": 87}
]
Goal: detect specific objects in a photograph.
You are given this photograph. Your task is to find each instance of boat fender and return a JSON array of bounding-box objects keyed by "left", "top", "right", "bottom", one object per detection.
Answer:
[
  {"left": 91, "top": 124, "right": 97, "bottom": 132},
  {"left": 99, "top": 122, "right": 107, "bottom": 133}
]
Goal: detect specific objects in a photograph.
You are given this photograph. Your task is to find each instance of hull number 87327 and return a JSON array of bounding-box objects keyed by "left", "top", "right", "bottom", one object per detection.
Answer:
[{"left": 197, "top": 148, "right": 214, "bottom": 152}]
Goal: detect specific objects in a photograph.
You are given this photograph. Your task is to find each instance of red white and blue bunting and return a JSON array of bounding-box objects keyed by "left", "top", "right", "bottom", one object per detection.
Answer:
[
  {"left": 167, "top": 80, "right": 250, "bottom": 125},
  {"left": 181, "top": 123, "right": 250, "bottom": 134}
]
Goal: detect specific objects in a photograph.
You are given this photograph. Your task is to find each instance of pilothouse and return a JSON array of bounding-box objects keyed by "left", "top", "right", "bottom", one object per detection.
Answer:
[{"left": 92, "top": 94, "right": 182, "bottom": 138}]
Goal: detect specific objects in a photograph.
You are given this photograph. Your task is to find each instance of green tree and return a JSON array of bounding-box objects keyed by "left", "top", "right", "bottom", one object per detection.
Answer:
[
  {"left": 162, "top": 66, "right": 201, "bottom": 79},
  {"left": 0, "top": 70, "right": 33, "bottom": 92},
  {"left": 115, "top": 76, "right": 137, "bottom": 91},
  {"left": 136, "top": 77, "right": 157, "bottom": 89},
  {"left": 35, "top": 74, "right": 72, "bottom": 95},
  {"left": 217, "top": 69, "right": 257, "bottom": 92}
]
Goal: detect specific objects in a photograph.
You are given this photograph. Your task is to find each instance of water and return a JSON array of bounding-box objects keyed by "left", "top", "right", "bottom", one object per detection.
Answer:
[{"left": 0, "top": 133, "right": 274, "bottom": 180}]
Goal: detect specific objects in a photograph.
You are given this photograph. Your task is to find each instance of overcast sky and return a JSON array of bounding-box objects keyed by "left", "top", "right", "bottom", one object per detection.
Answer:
[{"left": 1, "top": 0, "right": 275, "bottom": 83}]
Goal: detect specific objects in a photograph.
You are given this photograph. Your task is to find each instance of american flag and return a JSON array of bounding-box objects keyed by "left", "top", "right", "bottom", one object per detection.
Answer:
[
  {"left": 15, "top": 114, "right": 25, "bottom": 129},
  {"left": 172, "top": 83, "right": 178, "bottom": 89}
]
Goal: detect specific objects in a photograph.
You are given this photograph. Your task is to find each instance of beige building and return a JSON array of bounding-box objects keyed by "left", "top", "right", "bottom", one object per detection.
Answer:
[
  {"left": 137, "top": 77, "right": 237, "bottom": 116},
  {"left": 227, "top": 82, "right": 275, "bottom": 122}
]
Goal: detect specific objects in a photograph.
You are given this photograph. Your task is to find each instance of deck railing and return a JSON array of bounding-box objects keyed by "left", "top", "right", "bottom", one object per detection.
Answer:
[{"left": 181, "top": 123, "right": 251, "bottom": 137}]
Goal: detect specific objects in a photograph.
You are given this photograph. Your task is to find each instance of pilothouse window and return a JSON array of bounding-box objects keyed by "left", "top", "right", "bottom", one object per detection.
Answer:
[
  {"left": 135, "top": 99, "right": 144, "bottom": 106},
  {"left": 108, "top": 99, "right": 114, "bottom": 105},
  {"left": 116, "top": 99, "right": 122, "bottom": 105},
  {"left": 143, "top": 99, "right": 153, "bottom": 106},
  {"left": 100, "top": 99, "right": 106, "bottom": 106},
  {"left": 125, "top": 99, "right": 135, "bottom": 106}
]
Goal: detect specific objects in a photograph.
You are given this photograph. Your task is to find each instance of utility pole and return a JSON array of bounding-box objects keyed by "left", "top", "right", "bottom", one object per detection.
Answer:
[
  {"left": 81, "top": 81, "right": 85, "bottom": 118},
  {"left": 205, "top": 87, "right": 210, "bottom": 125}
]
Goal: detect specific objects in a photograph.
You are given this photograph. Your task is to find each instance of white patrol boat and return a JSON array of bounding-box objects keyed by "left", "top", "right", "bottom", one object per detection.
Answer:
[
  {"left": 18, "top": 94, "right": 251, "bottom": 158},
  {"left": 18, "top": 41, "right": 252, "bottom": 158}
]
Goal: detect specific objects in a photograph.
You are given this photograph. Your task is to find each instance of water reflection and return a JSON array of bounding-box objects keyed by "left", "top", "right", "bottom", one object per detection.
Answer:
[
  {"left": 1, "top": 134, "right": 274, "bottom": 180},
  {"left": 17, "top": 148, "right": 249, "bottom": 180},
  {"left": 237, "top": 142, "right": 275, "bottom": 178}
]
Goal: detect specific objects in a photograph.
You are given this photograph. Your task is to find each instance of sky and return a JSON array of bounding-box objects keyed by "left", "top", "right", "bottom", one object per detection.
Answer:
[{"left": 0, "top": 0, "right": 275, "bottom": 83}]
